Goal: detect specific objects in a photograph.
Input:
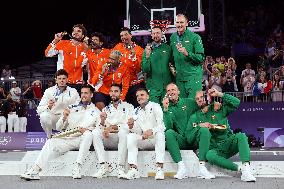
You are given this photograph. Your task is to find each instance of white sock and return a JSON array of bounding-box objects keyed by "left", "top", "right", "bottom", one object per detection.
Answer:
[{"left": 178, "top": 161, "right": 185, "bottom": 170}]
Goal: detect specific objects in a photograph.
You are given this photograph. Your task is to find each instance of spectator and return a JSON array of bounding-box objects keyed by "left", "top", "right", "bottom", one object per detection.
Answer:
[
  {"left": 1, "top": 65, "right": 12, "bottom": 91},
  {"left": 0, "top": 99, "right": 6, "bottom": 133},
  {"left": 222, "top": 68, "right": 238, "bottom": 92},
  {"left": 17, "top": 98, "right": 28, "bottom": 132},
  {"left": 209, "top": 64, "right": 223, "bottom": 92},
  {"left": 274, "top": 65, "right": 284, "bottom": 81},
  {"left": 253, "top": 74, "right": 272, "bottom": 102},
  {"left": 0, "top": 85, "right": 7, "bottom": 99},
  {"left": 32, "top": 80, "right": 42, "bottom": 105},
  {"left": 1, "top": 65, "right": 11, "bottom": 80},
  {"left": 227, "top": 57, "right": 237, "bottom": 74},
  {"left": 22, "top": 82, "right": 35, "bottom": 109},
  {"left": 215, "top": 57, "right": 225, "bottom": 74},
  {"left": 4, "top": 93, "right": 19, "bottom": 132},
  {"left": 9, "top": 81, "right": 21, "bottom": 101},
  {"left": 271, "top": 73, "right": 283, "bottom": 102},
  {"left": 22, "top": 82, "right": 34, "bottom": 100},
  {"left": 241, "top": 71, "right": 256, "bottom": 102}
]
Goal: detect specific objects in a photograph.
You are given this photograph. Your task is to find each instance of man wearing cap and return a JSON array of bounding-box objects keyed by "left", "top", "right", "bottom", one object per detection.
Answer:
[
  {"left": 9, "top": 81, "right": 21, "bottom": 101},
  {"left": 37, "top": 69, "right": 80, "bottom": 138},
  {"left": 91, "top": 50, "right": 130, "bottom": 111}
]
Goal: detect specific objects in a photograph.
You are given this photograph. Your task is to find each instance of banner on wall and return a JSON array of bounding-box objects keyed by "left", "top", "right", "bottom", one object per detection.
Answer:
[
  {"left": 228, "top": 102, "right": 284, "bottom": 141},
  {"left": 0, "top": 133, "right": 27, "bottom": 150}
]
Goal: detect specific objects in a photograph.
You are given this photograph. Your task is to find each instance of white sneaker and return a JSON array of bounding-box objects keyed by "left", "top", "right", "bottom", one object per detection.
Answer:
[
  {"left": 155, "top": 167, "right": 164, "bottom": 180},
  {"left": 240, "top": 164, "right": 256, "bottom": 182},
  {"left": 125, "top": 168, "right": 140, "bottom": 180},
  {"left": 117, "top": 166, "right": 126, "bottom": 179},
  {"left": 20, "top": 168, "right": 40, "bottom": 181},
  {"left": 197, "top": 165, "right": 215, "bottom": 179},
  {"left": 92, "top": 163, "right": 109, "bottom": 178},
  {"left": 72, "top": 163, "right": 82, "bottom": 179},
  {"left": 174, "top": 167, "right": 188, "bottom": 179}
]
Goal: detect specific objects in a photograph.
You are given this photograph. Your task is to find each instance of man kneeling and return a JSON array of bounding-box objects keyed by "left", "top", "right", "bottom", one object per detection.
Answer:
[
  {"left": 124, "top": 88, "right": 165, "bottom": 180},
  {"left": 20, "top": 85, "right": 101, "bottom": 180}
]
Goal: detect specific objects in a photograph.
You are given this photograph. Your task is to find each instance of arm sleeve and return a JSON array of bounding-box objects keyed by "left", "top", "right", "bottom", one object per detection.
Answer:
[
  {"left": 45, "top": 40, "right": 65, "bottom": 57},
  {"left": 121, "top": 70, "right": 131, "bottom": 101},
  {"left": 91, "top": 61, "right": 106, "bottom": 85},
  {"left": 221, "top": 93, "right": 241, "bottom": 116},
  {"left": 141, "top": 50, "right": 151, "bottom": 73},
  {"left": 163, "top": 111, "right": 174, "bottom": 131},
  {"left": 152, "top": 104, "right": 166, "bottom": 134},
  {"left": 56, "top": 116, "right": 68, "bottom": 131},
  {"left": 186, "top": 35, "right": 205, "bottom": 64},
  {"left": 37, "top": 90, "right": 51, "bottom": 114},
  {"left": 132, "top": 46, "right": 144, "bottom": 75},
  {"left": 81, "top": 110, "right": 101, "bottom": 131}
]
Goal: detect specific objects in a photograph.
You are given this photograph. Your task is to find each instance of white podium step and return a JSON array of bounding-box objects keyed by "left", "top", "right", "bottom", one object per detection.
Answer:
[{"left": 1, "top": 150, "right": 284, "bottom": 178}]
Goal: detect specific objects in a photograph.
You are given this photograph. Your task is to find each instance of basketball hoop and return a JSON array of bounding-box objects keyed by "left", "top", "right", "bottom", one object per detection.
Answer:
[{"left": 149, "top": 20, "right": 171, "bottom": 33}]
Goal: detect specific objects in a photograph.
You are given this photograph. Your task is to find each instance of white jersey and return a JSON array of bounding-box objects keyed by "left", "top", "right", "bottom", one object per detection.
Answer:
[
  {"left": 56, "top": 102, "right": 101, "bottom": 137},
  {"left": 103, "top": 101, "right": 134, "bottom": 128},
  {"left": 132, "top": 101, "right": 165, "bottom": 134},
  {"left": 10, "top": 87, "right": 21, "bottom": 101},
  {"left": 37, "top": 85, "right": 80, "bottom": 115}
]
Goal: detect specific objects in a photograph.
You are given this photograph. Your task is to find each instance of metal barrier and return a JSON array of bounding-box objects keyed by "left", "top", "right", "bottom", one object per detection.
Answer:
[
  {"left": 1, "top": 78, "right": 54, "bottom": 92},
  {"left": 213, "top": 90, "right": 284, "bottom": 103}
]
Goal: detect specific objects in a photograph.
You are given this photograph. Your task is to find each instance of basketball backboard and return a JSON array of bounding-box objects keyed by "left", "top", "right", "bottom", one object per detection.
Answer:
[{"left": 125, "top": 0, "right": 205, "bottom": 36}]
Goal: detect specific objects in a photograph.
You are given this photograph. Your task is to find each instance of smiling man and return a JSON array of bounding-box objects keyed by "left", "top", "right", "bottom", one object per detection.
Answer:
[
  {"left": 92, "top": 84, "right": 134, "bottom": 179},
  {"left": 21, "top": 84, "right": 101, "bottom": 180},
  {"left": 124, "top": 88, "right": 166, "bottom": 180},
  {"left": 170, "top": 14, "right": 205, "bottom": 98},
  {"left": 45, "top": 24, "right": 88, "bottom": 92},
  {"left": 37, "top": 69, "right": 80, "bottom": 138},
  {"left": 142, "top": 26, "right": 172, "bottom": 104}
]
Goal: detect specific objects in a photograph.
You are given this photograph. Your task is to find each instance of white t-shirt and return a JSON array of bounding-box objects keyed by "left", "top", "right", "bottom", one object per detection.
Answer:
[{"left": 10, "top": 87, "right": 21, "bottom": 100}]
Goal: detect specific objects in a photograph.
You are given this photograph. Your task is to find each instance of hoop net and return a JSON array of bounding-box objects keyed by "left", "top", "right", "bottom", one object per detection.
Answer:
[{"left": 149, "top": 20, "right": 171, "bottom": 33}]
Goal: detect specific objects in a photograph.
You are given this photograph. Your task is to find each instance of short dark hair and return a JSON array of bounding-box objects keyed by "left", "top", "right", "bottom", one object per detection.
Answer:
[
  {"left": 110, "top": 83, "right": 122, "bottom": 92},
  {"left": 81, "top": 84, "right": 94, "bottom": 94},
  {"left": 73, "top": 24, "right": 87, "bottom": 36},
  {"left": 151, "top": 26, "right": 163, "bottom": 32},
  {"left": 136, "top": 88, "right": 149, "bottom": 95},
  {"left": 120, "top": 27, "right": 131, "bottom": 35},
  {"left": 55, "top": 69, "right": 68, "bottom": 78},
  {"left": 91, "top": 32, "right": 106, "bottom": 45}
]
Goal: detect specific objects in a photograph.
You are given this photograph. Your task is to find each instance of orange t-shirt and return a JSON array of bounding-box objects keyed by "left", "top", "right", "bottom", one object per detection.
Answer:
[
  {"left": 86, "top": 48, "right": 110, "bottom": 83},
  {"left": 92, "top": 60, "right": 130, "bottom": 100},
  {"left": 112, "top": 43, "right": 144, "bottom": 86},
  {"left": 45, "top": 40, "right": 86, "bottom": 84}
]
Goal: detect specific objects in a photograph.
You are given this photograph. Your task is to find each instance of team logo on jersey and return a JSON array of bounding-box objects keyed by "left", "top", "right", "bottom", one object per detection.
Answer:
[
  {"left": 211, "top": 115, "right": 216, "bottom": 119},
  {"left": 182, "top": 105, "right": 187, "bottom": 111},
  {"left": 118, "top": 73, "right": 122, "bottom": 78}
]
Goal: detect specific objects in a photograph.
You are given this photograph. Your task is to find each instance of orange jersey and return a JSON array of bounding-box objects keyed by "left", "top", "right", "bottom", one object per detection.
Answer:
[
  {"left": 92, "top": 60, "right": 130, "bottom": 101},
  {"left": 86, "top": 48, "right": 111, "bottom": 83},
  {"left": 45, "top": 40, "right": 86, "bottom": 84},
  {"left": 112, "top": 43, "right": 144, "bottom": 85}
]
